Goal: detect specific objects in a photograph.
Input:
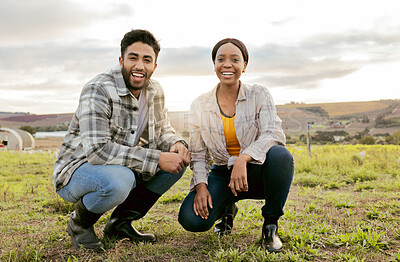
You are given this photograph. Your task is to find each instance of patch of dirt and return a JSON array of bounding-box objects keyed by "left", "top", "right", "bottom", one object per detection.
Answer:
[{"left": 35, "top": 137, "right": 64, "bottom": 150}]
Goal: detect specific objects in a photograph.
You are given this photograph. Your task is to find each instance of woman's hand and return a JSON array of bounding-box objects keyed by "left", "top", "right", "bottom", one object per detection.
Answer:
[
  {"left": 228, "top": 154, "right": 252, "bottom": 196},
  {"left": 193, "top": 183, "right": 213, "bottom": 219}
]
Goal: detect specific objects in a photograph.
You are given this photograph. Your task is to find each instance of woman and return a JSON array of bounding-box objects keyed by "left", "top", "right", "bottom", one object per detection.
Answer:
[{"left": 178, "top": 38, "right": 294, "bottom": 253}]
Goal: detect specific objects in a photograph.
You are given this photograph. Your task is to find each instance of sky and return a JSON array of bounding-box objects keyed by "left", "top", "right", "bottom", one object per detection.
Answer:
[{"left": 1, "top": 0, "right": 400, "bottom": 114}]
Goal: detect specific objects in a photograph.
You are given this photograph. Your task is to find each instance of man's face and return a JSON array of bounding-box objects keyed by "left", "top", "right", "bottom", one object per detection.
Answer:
[{"left": 119, "top": 42, "right": 157, "bottom": 96}]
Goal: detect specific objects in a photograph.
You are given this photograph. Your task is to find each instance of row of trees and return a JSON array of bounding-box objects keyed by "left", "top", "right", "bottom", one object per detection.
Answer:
[{"left": 19, "top": 123, "right": 69, "bottom": 135}]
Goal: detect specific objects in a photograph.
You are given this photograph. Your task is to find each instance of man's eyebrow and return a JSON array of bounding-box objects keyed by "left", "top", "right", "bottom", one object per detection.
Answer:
[{"left": 126, "top": 52, "right": 153, "bottom": 60}]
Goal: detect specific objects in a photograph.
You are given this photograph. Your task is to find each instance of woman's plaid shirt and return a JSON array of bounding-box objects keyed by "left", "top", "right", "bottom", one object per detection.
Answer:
[{"left": 189, "top": 83, "right": 286, "bottom": 190}]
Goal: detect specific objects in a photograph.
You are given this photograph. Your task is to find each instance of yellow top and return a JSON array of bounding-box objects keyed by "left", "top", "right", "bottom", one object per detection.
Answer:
[{"left": 220, "top": 113, "right": 241, "bottom": 156}]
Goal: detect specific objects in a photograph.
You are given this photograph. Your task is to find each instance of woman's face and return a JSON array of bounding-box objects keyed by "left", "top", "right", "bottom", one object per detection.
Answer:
[{"left": 214, "top": 43, "right": 247, "bottom": 86}]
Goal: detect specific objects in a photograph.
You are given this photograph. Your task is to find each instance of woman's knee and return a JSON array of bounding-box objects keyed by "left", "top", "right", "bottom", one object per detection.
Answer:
[
  {"left": 178, "top": 209, "right": 213, "bottom": 232},
  {"left": 267, "top": 145, "right": 293, "bottom": 164},
  {"left": 178, "top": 197, "right": 214, "bottom": 232},
  {"left": 265, "top": 145, "right": 294, "bottom": 182}
]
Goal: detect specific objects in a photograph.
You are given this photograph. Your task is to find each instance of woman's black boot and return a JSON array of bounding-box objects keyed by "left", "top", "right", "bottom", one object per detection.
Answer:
[
  {"left": 261, "top": 217, "right": 282, "bottom": 253},
  {"left": 214, "top": 203, "right": 238, "bottom": 235},
  {"left": 67, "top": 199, "right": 104, "bottom": 251}
]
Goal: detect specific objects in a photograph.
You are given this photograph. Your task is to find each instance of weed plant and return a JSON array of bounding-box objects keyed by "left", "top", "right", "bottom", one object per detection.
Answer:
[{"left": 0, "top": 145, "right": 399, "bottom": 261}]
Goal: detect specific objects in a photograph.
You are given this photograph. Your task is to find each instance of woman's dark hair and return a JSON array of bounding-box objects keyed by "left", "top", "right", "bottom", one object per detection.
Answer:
[
  {"left": 211, "top": 38, "right": 249, "bottom": 64},
  {"left": 120, "top": 29, "right": 161, "bottom": 60}
]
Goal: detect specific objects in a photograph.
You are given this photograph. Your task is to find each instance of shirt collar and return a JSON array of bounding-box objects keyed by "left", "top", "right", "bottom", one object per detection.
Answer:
[
  {"left": 237, "top": 81, "right": 247, "bottom": 101},
  {"left": 111, "top": 64, "right": 130, "bottom": 96}
]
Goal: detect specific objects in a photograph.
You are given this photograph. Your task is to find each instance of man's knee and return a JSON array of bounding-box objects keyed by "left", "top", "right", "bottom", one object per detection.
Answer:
[
  {"left": 146, "top": 167, "right": 186, "bottom": 195},
  {"left": 172, "top": 167, "right": 186, "bottom": 182},
  {"left": 100, "top": 171, "right": 136, "bottom": 205}
]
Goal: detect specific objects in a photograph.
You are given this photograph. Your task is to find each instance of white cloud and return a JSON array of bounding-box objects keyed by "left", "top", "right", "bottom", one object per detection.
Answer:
[
  {"left": 0, "top": 0, "right": 134, "bottom": 44},
  {"left": 0, "top": 0, "right": 400, "bottom": 114}
]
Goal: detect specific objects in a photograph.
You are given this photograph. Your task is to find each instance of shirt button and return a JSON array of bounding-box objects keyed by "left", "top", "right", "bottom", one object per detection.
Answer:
[
  {"left": 131, "top": 130, "right": 135, "bottom": 134},
  {"left": 133, "top": 107, "right": 138, "bottom": 111}
]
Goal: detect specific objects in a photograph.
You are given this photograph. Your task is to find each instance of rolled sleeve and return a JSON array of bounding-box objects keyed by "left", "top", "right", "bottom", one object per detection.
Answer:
[
  {"left": 188, "top": 102, "right": 212, "bottom": 191},
  {"left": 241, "top": 88, "right": 285, "bottom": 164},
  {"left": 141, "top": 148, "right": 161, "bottom": 180}
]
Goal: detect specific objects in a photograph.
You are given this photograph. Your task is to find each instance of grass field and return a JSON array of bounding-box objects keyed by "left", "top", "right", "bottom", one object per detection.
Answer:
[{"left": 1, "top": 145, "right": 400, "bottom": 261}]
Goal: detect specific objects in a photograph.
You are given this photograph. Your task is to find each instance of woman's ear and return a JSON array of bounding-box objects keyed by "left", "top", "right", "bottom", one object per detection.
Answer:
[{"left": 243, "top": 62, "right": 248, "bottom": 73}]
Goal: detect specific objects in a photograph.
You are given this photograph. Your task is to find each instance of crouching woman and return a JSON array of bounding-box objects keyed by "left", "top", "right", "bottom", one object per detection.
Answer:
[{"left": 178, "top": 38, "right": 294, "bottom": 252}]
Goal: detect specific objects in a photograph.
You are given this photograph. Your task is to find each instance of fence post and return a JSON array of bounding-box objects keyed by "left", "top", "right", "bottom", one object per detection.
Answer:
[{"left": 307, "top": 122, "right": 311, "bottom": 156}]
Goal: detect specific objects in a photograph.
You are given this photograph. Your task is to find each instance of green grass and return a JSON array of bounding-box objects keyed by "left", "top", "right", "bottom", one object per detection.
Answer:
[{"left": 1, "top": 145, "right": 400, "bottom": 261}]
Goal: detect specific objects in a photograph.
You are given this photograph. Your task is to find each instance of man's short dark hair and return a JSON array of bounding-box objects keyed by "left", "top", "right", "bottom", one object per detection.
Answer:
[{"left": 120, "top": 29, "right": 161, "bottom": 60}]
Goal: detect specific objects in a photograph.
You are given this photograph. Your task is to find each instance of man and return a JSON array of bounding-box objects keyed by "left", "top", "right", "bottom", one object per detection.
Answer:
[{"left": 53, "top": 29, "right": 190, "bottom": 250}]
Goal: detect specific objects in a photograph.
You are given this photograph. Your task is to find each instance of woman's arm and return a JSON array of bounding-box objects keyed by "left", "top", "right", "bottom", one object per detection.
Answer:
[
  {"left": 188, "top": 101, "right": 212, "bottom": 191},
  {"left": 241, "top": 86, "right": 285, "bottom": 164}
]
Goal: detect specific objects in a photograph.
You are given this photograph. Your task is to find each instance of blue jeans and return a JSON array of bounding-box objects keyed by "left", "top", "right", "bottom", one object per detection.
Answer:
[
  {"left": 57, "top": 162, "right": 185, "bottom": 214},
  {"left": 178, "top": 145, "right": 294, "bottom": 232}
]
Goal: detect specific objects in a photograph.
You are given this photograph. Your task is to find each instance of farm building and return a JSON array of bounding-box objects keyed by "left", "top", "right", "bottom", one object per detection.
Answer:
[{"left": 0, "top": 128, "right": 35, "bottom": 150}]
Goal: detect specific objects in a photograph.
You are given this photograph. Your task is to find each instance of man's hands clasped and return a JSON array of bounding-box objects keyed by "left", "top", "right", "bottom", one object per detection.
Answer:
[{"left": 158, "top": 142, "right": 190, "bottom": 174}]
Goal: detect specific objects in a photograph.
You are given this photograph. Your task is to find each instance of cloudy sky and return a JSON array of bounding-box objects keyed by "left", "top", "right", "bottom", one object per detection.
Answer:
[{"left": 1, "top": 0, "right": 400, "bottom": 114}]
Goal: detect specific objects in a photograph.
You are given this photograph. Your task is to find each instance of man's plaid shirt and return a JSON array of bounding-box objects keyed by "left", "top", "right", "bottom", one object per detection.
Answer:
[
  {"left": 53, "top": 65, "right": 184, "bottom": 191},
  {"left": 188, "top": 83, "right": 286, "bottom": 190}
]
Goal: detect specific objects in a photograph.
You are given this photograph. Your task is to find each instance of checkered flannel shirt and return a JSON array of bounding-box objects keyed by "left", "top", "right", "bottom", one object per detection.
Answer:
[{"left": 53, "top": 65, "right": 184, "bottom": 190}]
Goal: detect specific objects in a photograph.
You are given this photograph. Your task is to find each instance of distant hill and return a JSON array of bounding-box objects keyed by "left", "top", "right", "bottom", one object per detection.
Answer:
[
  {"left": 1, "top": 99, "right": 399, "bottom": 136},
  {"left": 0, "top": 113, "right": 73, "bottom": 128},
  {"left": 278, "top": 99, "right": 400, "bottom": 136},
  {"left": 281, "top": 100, "right": 391, "bottom": 117}
]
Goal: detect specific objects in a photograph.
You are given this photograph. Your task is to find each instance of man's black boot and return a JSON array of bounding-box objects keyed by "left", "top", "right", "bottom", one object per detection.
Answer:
[
  {"left": 261, "top": 217, "right": 282, "bottom": 253},
  {"left": 67, "top": 199, "right": 104, "bottom": 251},
  {"left": 214, "top": 203, "right": 238, "bottom": 235},
  {"left": 104, "top": 184, "right": 160, "bottom": 242}
]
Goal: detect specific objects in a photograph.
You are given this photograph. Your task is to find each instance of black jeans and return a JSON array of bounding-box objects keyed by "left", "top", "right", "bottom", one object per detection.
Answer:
[{"left": 178, "top": 145, "right": 294, "bottom": 232}]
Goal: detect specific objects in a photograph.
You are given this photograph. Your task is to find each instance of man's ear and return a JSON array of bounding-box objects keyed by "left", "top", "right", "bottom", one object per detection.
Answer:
[{"left": 119, "top": 56, "right": 123, "bottom": 68}]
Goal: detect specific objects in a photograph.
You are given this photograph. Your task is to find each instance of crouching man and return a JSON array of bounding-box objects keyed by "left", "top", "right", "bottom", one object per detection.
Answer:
[{"left": 52, "top": 29, "right": 189, "bottom": 250}]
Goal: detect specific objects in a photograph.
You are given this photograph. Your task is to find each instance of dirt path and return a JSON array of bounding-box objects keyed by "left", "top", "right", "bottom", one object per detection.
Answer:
[{"left": 35, "top": 137, "right": 63, "bottom": 150}]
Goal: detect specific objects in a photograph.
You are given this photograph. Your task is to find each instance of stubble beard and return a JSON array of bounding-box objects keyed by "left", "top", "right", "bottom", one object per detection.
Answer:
[{"left": 121, "top": 64, "right": 150, "bottom": 92}]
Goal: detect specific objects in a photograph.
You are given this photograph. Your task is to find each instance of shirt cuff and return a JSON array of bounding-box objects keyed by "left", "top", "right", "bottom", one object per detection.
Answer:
[
  {"left": 189, "top": 175, "right": 208, "bottom": 191},
  {"left": 141, "top": 148, "right": 161, "bottom": 176},
  {"left": 227, "top": 156, "right": 237, "bottom": 169}
]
